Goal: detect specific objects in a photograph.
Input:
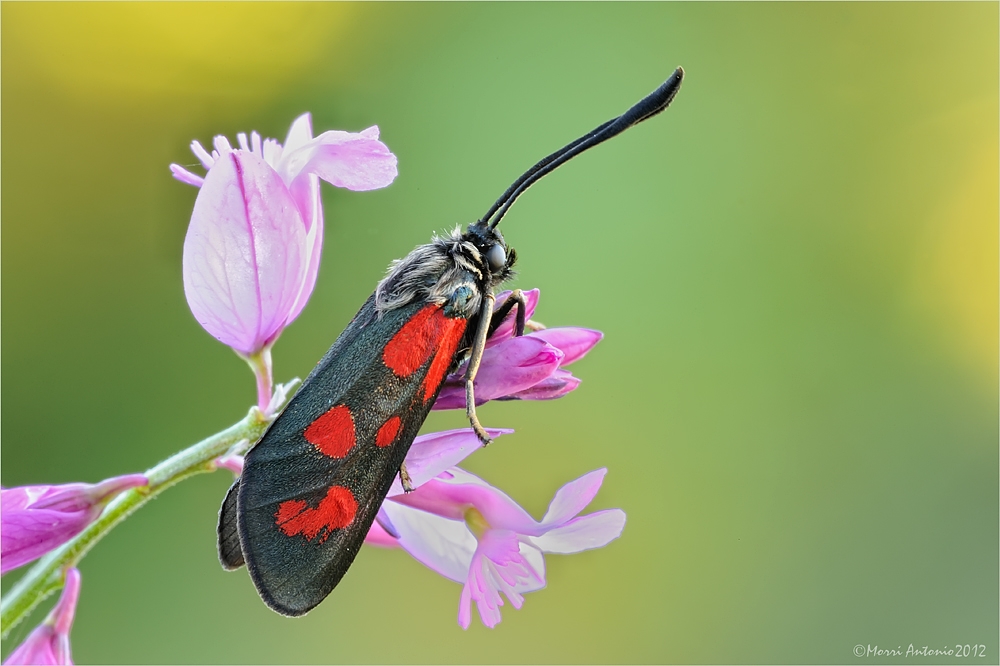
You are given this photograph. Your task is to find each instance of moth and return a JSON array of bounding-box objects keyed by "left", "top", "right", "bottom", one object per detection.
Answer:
[{"left": 218, "top": 67, "right": 684, "bottom": 616}]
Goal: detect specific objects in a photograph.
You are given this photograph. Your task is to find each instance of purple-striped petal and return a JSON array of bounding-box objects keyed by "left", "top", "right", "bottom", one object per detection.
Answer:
[
  {"left": 528, "top": 327, "right": 603, "bottom": 366},
  {"left": 3, "top": 568, "right": 80, "bottom": 665},
  {"left": 182, "top": 150, "right": 307, "bottom": 356}
]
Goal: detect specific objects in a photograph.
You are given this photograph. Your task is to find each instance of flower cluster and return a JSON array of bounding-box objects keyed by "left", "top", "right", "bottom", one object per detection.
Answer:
[
  {"left": 369, "top": 443, "right": 624, "bottom": 629},
  {"left": 1, "top": 114, "right": 624, "bottom": 659}
]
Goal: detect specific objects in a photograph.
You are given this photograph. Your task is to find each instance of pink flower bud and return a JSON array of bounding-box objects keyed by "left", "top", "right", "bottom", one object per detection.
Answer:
[
  {"left": 3, "top": 568, "right": 81, "bottom": 665},
  {"left": 1, "top": 474, "right": 147, "bottom": 574}
]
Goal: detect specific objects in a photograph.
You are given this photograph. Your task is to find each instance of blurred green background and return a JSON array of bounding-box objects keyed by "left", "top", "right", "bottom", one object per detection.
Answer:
[{"left": 2, "top": 3, "right": 997, "bottom": 664}]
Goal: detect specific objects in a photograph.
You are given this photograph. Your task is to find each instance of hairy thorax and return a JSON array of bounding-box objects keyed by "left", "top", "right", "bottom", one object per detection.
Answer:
[{"left": 375, "top": 226, "right": 514, "bottom": 318}]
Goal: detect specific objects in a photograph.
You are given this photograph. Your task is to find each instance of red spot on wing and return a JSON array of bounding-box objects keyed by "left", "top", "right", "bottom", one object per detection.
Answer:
[
  {"left": 274, "top": 499, "right": 307, "bottom": 526},
  {"left": 383, "top": 305, "right": 445, "bottom": 377},
  {"left": 274, "top": 486, "right": 358, "bottom": 542},
  {"left": 375, "top": 416, "right": 402, "bottom": 448},
  {"left": 422, "top": 318, "right": 467, "bottom": 403},
  {"left": 304, "top": 405, "right": 355, "bottom": 458}
]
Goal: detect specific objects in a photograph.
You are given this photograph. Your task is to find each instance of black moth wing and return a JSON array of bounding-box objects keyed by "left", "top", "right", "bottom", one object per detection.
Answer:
[
  {"left": 233, "top": 294, "right": 468, "bottom": 616},
  {"left": 218, "top": 481, "right": 245, "bottom": 570}
]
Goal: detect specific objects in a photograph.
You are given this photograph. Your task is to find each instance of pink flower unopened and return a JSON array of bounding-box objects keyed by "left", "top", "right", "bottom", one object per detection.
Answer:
[
  {"left": 3, "top": 568, "right": 81, "bottom": 665},
  {"left": 172, "top": 115, "right": 397, "bottom": 410},
  {"left": 1, "top": 475, "right": 147, "bottom": 575}
]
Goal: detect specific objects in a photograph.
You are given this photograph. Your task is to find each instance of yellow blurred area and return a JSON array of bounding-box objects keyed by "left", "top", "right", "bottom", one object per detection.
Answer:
[
  {"left": 910, "top": 100, "right": 999, "bottom": 380},
  {"left": 3, "top": 3, "right": 351, "bottom": 104}
]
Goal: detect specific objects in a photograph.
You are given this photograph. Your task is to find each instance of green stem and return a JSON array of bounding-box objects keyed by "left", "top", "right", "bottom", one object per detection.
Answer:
[{"left": 0, "top": 385, "right": 295, "bottom": 640}]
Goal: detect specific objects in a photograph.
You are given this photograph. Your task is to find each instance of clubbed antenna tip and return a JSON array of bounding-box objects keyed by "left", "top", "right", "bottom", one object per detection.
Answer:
[{"left": 478, "top": 67, "right": 685, "bottom": 231}]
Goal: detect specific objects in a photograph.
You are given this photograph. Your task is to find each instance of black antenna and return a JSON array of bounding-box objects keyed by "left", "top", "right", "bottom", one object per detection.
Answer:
[{"left": 478, "top": 67, "right": 684, "bottom": 231}]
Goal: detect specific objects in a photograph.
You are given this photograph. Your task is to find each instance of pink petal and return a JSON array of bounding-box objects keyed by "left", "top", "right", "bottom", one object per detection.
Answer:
[
  {"left": 386, "top": 428, "right": 513, "bottom": 497},
  {"left": 191, "top": 140, "right": 215, "bottom": 169},
  {"left": 1, "top": 474, "right": 146, "bottom": 515},
  {"left": 393, "top": 471, "right": 542, "bottom": 535},
  {"left": 530, "top": 509, "right": 626, "bottom": 554},
  {"left": 1, "top": 508, "right": 94, "bottom": 575},
  {"left": 363, "top": 518, "right": 400, "bottom": 549},
  {"left": 486, "top": 289, "right": 540, "bottom": 348},
  {"left": 284, "top": 173, "right": 323, "bottom": 323},
  {"left": 475, "top": 337, "right": 563, "bottom": 396},
  {"left": 515, "top": 543, "right": 547, "bottom": 594},
  {"left": 169, "top": 164, "right": 204, "bottom": 187},
  {"left": 283, "top": 113, "right": 314, "bottom": 157},
  {"left": 53, "top": 569, "right": 81, "bottom": 636},
  {"left": 214, "top": 454, "right": 244, "bottom": 476},
  {"left": 541, "top": 468, "right": 607, "bottom": 527},
  {"left": 507, "top": 368, "right": 581, "bottom": 401},
  {"left": 281, "top": 126, "right": 398, "bottom": 192},
  {"left": 433, "top": 337, "right": 563, "bottom": 410},
  {"left": 381, "top": 502, "right": 476, "bottom": 584},
  {"left": 458, "top": 581, "right": 473, "bottom": 630},
  {"left": 4, "top": 568, "right": 80, "bottom": 665},
  {"left": 527, "top": 327, "right": 603, "bottom": 366},
  {"left": 429, "top": 390, "right": 467, "bottom": 411},
  {"left": 1, "top": 476, "right": 146, "bottom": 574},
  {"left": 182, "top": 151, "right": 307, "bottom": 355},
  {"left": 463, "top": 530, "right": 544, "bottom": 629}
]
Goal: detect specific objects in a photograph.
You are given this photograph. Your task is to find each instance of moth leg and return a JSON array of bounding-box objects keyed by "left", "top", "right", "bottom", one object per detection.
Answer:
[
  {"left": 487, "top": 289, "right": 526, "bottom": 338},
  {"left": 399, "top": 461, "right": 415, "bottom": 493},
  {"left": 466, "top": 293, "right": 497, "bottom": 445}
]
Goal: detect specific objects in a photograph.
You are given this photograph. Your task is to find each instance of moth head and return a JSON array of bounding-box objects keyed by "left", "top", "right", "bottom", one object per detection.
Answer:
[{"left": 465, "top": 223, "right": 516, "bottom": 282}]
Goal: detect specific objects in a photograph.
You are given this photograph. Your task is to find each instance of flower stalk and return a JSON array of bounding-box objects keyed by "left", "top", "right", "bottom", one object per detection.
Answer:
[
  {"left": 0, "top": 381, "right": 298, "bottom": 639},
  {"left": 243, "top": 347, "right": 274, "bottom": 414}
]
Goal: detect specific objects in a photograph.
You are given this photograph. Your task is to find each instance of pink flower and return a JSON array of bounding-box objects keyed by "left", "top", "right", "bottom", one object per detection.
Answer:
[
  {"left": 380, "top": 467, "right": 625, "bottom": 629},
  {"left": 171, "top": 115, "right": 397, "bottom": 410},
  {"left": 1, "top": 475, "right": 147, "bottom": 575},
  {"left": 433, "top": 289, "right": 603, "bottom": 410},
  {"left": 3, "top": 568, "right": 81, "bottom": 665},
  {"left": 363, "top": 426, "right": 514, "bottom": 548}
]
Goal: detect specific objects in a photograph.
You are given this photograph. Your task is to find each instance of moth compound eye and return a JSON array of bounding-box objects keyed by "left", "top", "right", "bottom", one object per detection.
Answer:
[{"left": 486, "top": 244, "right": 506, "bottom": 272}]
